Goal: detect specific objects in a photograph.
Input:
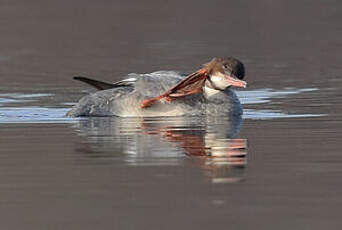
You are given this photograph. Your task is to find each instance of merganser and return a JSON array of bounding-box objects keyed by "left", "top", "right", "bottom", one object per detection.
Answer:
[{"left": 66, "top": 57, "right": 246, "bottom": 117}]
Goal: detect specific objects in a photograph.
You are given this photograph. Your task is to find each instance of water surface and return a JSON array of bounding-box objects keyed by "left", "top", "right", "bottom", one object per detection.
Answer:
[
  {"left": 0, "top": 85, "right": 340, "bottom": 230},
  {"left": 1, "top": 0, "right": 342, "bottom": 229}
]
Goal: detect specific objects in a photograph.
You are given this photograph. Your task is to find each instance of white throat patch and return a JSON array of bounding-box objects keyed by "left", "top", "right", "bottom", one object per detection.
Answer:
[
  {"left": 209, "top": 72, "right": 231, "bottom": 90},
  {"left": 204, "top": 85, "right": 221, "bottom": 97}
]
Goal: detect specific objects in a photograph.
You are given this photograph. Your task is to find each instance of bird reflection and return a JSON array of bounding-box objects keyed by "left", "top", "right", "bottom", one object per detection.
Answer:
[{"left": 71, "top": 115, "right": 247, "bottom": 183}]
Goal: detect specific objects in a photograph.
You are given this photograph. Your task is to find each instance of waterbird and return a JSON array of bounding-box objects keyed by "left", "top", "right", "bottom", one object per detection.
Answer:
[{"left": 66, "top": 57, "right": 247, "bottom": 117}]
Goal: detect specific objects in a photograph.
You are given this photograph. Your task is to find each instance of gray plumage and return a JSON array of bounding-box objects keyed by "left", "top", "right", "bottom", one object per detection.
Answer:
[
  {"left": 67, "top": 71, "right": 242, "bottom": 117},
  {"left": 67, "top": 57, "right": 246, "bottom": 118}
]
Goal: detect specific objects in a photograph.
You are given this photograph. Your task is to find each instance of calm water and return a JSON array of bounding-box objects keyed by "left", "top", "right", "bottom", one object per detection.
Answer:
[{"left": 1, "top": 0, "right": 342, "bottom": 229}]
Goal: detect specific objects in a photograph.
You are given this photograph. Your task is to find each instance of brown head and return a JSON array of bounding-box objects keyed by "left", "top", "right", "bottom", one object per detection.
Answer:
[{"left": 203, "top": 57, "right": 246, "bottom": 90}]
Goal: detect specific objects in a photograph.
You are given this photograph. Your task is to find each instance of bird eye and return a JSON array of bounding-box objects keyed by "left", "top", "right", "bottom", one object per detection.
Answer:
[{"left": 223, "top": 64, "right": 228, "bottom": 69}]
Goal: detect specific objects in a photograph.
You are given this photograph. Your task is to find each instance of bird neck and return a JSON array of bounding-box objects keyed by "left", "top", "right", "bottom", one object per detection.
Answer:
[{"left": 203, "top": 85, "right": 221, "bottom": 97}]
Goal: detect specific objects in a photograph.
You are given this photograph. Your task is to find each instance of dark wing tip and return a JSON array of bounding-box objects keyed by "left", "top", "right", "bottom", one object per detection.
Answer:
[
  {"left": 73, "top": 76, "right": 88, "bottom": 81},
  {"left": 72, "top": 76, "right": 116, "bottom": 90}
]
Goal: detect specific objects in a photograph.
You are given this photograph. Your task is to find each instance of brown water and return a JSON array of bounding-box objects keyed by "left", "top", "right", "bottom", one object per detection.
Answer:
[{"left": 1, "top": 0, "right": 342, "bottom": 229}]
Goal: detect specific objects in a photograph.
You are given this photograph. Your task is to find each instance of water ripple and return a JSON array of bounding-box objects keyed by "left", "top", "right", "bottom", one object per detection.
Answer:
[{"left": 0, "top": 88, "right": 324, "bottom": 123}]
